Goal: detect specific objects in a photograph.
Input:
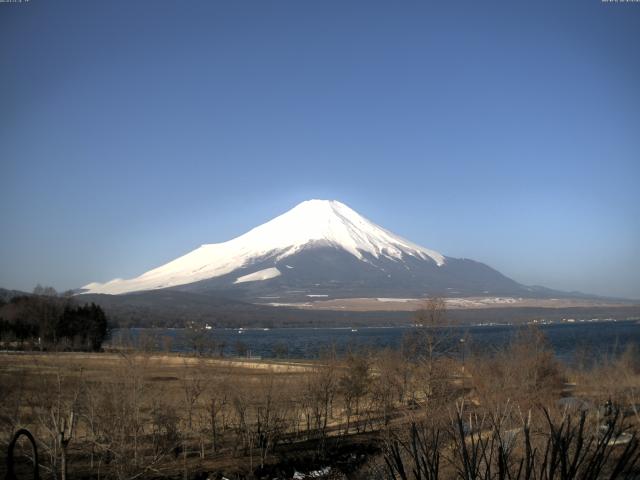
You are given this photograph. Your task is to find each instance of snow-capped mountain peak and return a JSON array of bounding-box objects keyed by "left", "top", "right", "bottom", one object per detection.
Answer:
[
  {"left": 81, "top": 199, "right": 445, "bottom": 295},
  {"left": 234, "top": 199, "right": 444, "bottom": 264}
]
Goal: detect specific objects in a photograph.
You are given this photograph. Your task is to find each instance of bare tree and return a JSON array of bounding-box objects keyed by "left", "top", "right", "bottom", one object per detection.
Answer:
[
  {"left": 253, "top": 373, "right": 289, "bottom": 468},
  {"left": 229, "top": 382, "right": 252, "bottom": 456},
  {"left": 29, "top": 363, "right": 81, "bottom": 480},
  {"left": 372, "top": 349, "right": 408, "bottom": 428},
  {"left": 407, "top": 297, "right": 457, "bottom": 418},
  {"left": 33, "top": 284, "right": 58, "bottom": 297},
  {"left": 185, "top": 323, "right": 215, "bottom": 356},
  {"left": 385, "top": 402, "right": 640, "bottom": 480},
  {"left": 469, "top": 326, "right": 563, "bottom": 412},
  {"left": 90, "top": 352, "right": 152, "bottom": 480},
  {"left": 412, "top": 297, "right": 449, "bottom": 364},
  {"left": 339, "top": 352, "right": 370, "bottom": 434},
  {"left": 150, "top": 399, "right": 181, "bottom": 459},
  {"left": 304, "top": 351, "right": 338, "bottom": 454},
  {"left": 208, "top": 368, "right": 232, "bottom": 454},
  {"left": 180, "top": 360, "right": 205, "bottom": 431}
]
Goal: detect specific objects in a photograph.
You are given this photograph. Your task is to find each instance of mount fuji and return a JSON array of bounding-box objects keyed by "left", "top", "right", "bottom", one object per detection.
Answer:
[{"left": 81, "top": 199, "right": 554, "bottom": 301}]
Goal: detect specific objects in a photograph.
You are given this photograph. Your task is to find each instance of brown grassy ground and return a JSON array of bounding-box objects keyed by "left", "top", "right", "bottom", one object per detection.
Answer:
[
  {"left": 2, "top": 338, "right": 639, "bottom": 480},
  {"left": 0, "top": 351, "right": 389, "bottom": 479},
  {"left": 0, "top": 352, "right": 319, "bottom": 477}
]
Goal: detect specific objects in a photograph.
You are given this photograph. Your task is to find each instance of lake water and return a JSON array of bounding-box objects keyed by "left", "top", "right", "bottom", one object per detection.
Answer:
[{"left": 109, "top": 320, "right": 640, "bottom": 365}]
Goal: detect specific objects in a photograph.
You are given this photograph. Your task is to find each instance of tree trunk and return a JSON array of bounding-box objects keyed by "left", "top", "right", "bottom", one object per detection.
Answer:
[
  {"left": 211, "top": 399, "right": 217, "bottom": 453},
  {"left": 60, "top": 446, "right": 67, "bottom": 480}
]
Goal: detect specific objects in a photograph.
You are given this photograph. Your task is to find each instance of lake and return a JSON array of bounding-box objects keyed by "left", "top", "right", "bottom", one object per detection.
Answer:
[{"left": 109, "top": 319, "right": 640, "bottom": 365}]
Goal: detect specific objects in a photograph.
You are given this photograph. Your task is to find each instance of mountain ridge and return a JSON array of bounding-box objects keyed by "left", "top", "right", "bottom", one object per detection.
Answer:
[
  {"left": 81, "top": 199, "right": 447, "bottom": 295},
  {"left": 80, "top": 199, "right": 598, "bottom": 302}
]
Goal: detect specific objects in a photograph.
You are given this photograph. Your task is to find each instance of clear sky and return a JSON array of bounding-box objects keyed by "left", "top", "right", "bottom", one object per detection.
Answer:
[{"left": 1, "top": 1, "right": 639, "bottom": 299}]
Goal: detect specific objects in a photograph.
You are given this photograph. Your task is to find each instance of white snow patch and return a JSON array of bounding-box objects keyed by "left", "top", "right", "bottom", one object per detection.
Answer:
[
  {"left": 234, "top": 267, "right": 281, "bottom": 284},
  {"left": 266, "top": 302, "right": 313, "bottom": 307},
  {"left": 445, "top": 297, "right": 521, "bottom": 308},
  {"left": 309, "top": 467, "right": 331, "bottom": 478},
  {"left": 292, "top": 467, "right": 331, "bottom": 479},
  {"left": 377, "top": 298, "right": 417, "bottom": 303}
]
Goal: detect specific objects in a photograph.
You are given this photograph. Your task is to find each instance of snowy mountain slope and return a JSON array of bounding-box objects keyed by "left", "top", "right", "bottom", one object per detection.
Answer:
[
  {"left": 174, "top": 244, "right": 528, "bottom": 301},
  {"left": 81, "top": 199, "right": 574, "bottom": 301},
  {"left": 81, "top": 200, "right": 447, "bottom": 295}
]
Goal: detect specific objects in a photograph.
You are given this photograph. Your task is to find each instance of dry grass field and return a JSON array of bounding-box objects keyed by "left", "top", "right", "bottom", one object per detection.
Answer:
[
  {"left": 2, "top": 327, "right": 640, "bottom": 479},
  {"left": 0, "top": 350, "right": 388, "bottom": 479}
]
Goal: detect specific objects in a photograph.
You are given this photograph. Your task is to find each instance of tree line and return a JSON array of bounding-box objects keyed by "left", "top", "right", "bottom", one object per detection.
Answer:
[{"left": 0, "top": 285, "right": 109, "bottom": 351}]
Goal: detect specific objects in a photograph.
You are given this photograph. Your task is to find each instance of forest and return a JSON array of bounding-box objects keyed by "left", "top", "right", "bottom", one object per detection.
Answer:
[{"left": 0, "top": 290, "right": 109, "bottom": 352}]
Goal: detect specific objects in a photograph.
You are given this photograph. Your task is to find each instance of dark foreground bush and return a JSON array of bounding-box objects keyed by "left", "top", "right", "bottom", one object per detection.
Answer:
[{"left": 385, "top": 405, "right": 640, "bottom": 480}]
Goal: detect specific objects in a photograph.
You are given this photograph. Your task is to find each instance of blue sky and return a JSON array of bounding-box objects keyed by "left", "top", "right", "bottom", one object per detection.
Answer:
[{"left": 1, "top": 0, "right": 639, "bottom": 298}]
